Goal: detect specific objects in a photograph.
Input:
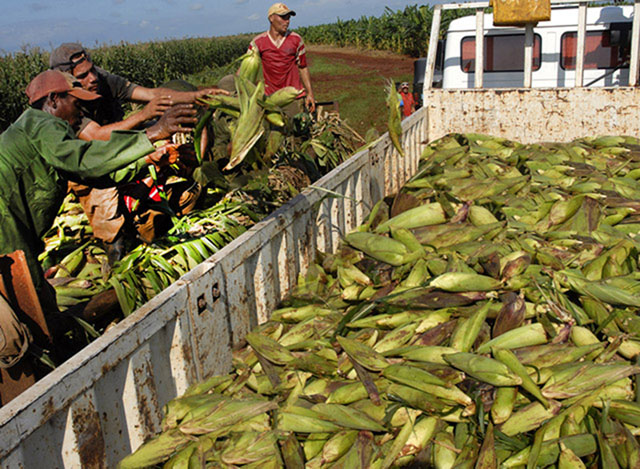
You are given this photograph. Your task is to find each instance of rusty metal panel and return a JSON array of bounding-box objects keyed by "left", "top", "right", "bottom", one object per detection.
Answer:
[
  {"left": 492, "top": 0, "right": 550, "bottom": 26},
  {"left": 182, "top": 261, "right": 233, "bottom": 378},
  {"left": 62, "top": 389, "right": 106, "bottom": 468},
  {"left": 423, "top": 88, "right": 640, "bottom": 143}
]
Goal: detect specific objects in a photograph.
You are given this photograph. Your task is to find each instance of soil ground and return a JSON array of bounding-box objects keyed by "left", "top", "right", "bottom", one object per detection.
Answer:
[{"left": 305, "top": 45, "right": 416, "bottom": 137}]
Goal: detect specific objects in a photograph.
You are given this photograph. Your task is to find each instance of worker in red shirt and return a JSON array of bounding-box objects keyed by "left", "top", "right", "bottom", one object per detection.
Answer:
[
  {"left": 399, "top": 82, "right": 415, "bottom": 118},
  {"left": 250, "top": 3, "right": 316, "bottom": 113}
]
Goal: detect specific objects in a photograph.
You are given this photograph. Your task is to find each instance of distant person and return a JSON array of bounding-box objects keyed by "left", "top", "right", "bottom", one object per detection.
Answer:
[
  {"left": 398, "top": 82, "right": 415, "bottom": 118},
  {"left": 0, "top": 70, "right": 194, "bottom": 331},
  {"left": 49, "top": 43, "right": 227, "bottom": 260},
  {"left": 249, "top": 3, "right": 316, "bottom": 113}
]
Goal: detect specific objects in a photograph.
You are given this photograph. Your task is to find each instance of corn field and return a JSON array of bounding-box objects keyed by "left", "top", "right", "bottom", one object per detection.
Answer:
[
  {"left": 0, "top": 36, "right": 250, "bottom": 132},
  {"left": 297, "top": 5, "right": 473, "bottom": 58}
]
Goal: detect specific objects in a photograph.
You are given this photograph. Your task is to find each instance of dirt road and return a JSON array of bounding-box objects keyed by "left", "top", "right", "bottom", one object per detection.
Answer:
[{"left": 306, "top": 45, "right": 416, "bottom": 136}]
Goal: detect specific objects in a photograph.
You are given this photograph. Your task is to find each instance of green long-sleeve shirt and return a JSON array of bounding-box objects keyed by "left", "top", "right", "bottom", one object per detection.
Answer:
[{"left": 0, "top": 108, "right": 154, "bottom": 293}]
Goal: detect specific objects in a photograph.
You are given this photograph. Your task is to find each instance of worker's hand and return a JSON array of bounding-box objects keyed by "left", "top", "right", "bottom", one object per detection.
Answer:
[
  {"left": 144, "top": 143, "right": 180, "bottom": 169},
  {"left": 305, "top": 94, "right": 316, "bottom": 113},
  {"left": 141, "top": 96, "right": 173, "bottom": 121},
  {"left": 197, "top": 87, "right": 230, "bottom": 98},
  {"left": 145, "top": 104, "right": 197, "bottom": 142}
]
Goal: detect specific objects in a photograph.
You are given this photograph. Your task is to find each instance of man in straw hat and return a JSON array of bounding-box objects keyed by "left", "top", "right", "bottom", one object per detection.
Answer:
[
  {"left": 0, "top": 70, "right": 195, "bottom": 321},
  {"left": 249, "top": 3, "right": 316, "bottom": 113}
]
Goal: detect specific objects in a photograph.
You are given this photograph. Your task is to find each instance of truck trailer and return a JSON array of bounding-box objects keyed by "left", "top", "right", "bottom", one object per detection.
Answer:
[{"left": 2, "top": 1, "right": 640, "bottom": 467}]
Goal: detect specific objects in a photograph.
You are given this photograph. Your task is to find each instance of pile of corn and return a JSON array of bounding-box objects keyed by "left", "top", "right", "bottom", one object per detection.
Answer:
[{"left": 119, "top": 133, "right": 640, "bottom": 468}]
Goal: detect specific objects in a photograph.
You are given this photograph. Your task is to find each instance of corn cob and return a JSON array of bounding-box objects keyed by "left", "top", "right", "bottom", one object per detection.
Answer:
[
  {"left": 237, "top": 47, "right": 262, "bottom": 84},
  {"left": 429, "top": 272, "right": 501, "bottom": 292},
  {"left": 446, "top": 352, "right": 522, "bottom": 387},
  {"left": 375, "top": 202, "right": 446, "bottom": 233}
]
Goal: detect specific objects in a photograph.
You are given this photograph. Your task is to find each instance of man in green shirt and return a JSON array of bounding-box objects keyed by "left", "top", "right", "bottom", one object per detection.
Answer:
[
  {"left": 0, "top": 69, "right": 195, "bottom": 315},
  {"left": 49, "top": 43, "right": 224, "bottom": 259}
]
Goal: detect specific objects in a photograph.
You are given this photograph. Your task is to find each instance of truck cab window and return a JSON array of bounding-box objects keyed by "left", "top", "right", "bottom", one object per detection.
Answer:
[
  {"left": 561, "top": 31, "right": 624, "bottom": 70},
  {"left": 460, "top": 34, "right": 541, "bottom": 72}
]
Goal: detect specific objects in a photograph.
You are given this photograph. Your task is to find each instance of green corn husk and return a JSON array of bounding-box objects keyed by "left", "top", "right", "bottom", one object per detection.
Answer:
[
  {"left": 117, "top": 429, "right": 194, "bottom": 469},
  {"left": 311, "top": 403, "right": 386, "bottom": 432},
  {"left": 429, "top": 272, "right": 501, "bottom": 292},
  {"left": 450, "top": 301, "right": 491, "bottom": 352},
  {"left": 386, "top": 79, "right": 404, "bottom": 156},
  {"left": 491, "top": 386, "right": 517, "bottom": 425},
  {"left": 541, "top": 363, "right": 640, "bottom": 399},
  {"left": 344, "top": 231, "right": 411, "bottom": 266},
  {"left": 444, "top": 352, "right": 522, "bottom": 387},
  {"left": 375, "top": 202, "right": 446, "bottom": 233}
]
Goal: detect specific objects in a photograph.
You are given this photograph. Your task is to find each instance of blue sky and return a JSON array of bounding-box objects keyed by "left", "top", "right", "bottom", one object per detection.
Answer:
[{"left": 0, "top": 0, "right": 437, "bottom": 54}]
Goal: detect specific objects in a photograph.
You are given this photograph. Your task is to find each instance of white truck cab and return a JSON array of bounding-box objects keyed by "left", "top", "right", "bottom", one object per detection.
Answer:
[{"left": 442, "top": 5, "right": 633, "bottom": 88}]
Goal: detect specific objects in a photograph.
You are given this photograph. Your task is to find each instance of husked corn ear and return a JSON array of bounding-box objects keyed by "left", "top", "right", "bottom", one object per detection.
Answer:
[
  {"left": 444, "top": 352, "right": 522, "bottom": 387},
  {"left": 429, "top": 272, "right": 501, "bottom": 292},
  {"left": 374, "top": 202, "right": 446, "bottom": 233}
]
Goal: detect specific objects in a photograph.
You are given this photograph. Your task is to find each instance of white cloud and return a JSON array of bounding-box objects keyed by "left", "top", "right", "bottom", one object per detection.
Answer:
[
  {"left": 190, "top": 3, "right": 204, "bottom": 11},
  {"left": 247, "top": 13, "right": 260, "bottom": 21},
  {"left": 139, "top": 19, "right": 149, "bottom": 27}
]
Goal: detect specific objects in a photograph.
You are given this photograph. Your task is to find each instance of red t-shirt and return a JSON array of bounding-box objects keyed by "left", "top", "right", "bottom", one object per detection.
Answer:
[
  {"left": 250, "top": 31, "right": 307, "bottom": 96},
  {"left": 400, "top": 91, "right": 415, "bottom": 117}
]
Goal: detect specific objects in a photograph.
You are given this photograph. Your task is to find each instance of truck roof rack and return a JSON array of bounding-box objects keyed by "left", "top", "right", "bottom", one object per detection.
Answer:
[{"left": 424, "top": 0, "right": 640, "bottom": 92}]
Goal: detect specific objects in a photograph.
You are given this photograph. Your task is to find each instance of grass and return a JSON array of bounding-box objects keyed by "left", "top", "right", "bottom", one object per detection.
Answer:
[{"left": 308, "top": 54, "right": 413, "bottom": 137}]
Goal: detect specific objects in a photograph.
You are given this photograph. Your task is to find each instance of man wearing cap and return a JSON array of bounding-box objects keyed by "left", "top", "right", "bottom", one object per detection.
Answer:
[
  {"left": 249, "top": 3, "right": 316, "bottom": 113},
  {"left": 49, "top": 43, "right": 225, "bottom": 260},
  {"left": 399, "top": 82, "right": 415, "bottom": 118},
  {"left": 0, "top": 70, "right": 195, "bottom": 320}
]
